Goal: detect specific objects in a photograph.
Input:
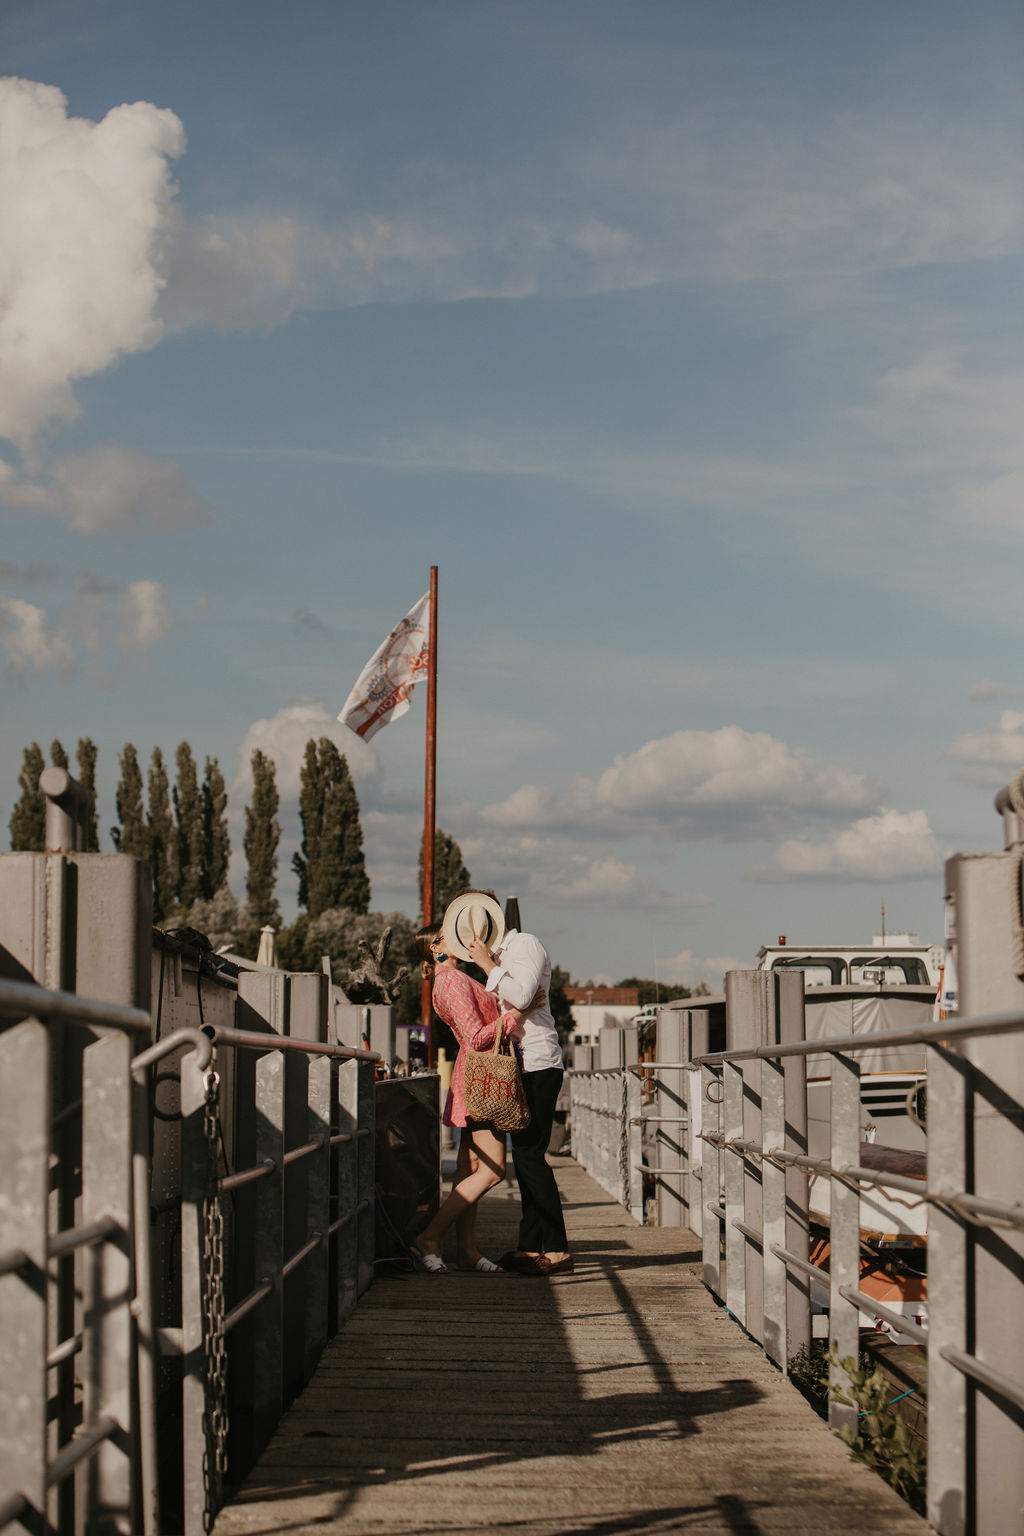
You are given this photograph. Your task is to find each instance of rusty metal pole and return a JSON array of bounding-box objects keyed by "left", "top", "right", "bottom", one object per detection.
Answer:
[{"left": 421, "top": 566, "right": 438, "bottom": 1063}]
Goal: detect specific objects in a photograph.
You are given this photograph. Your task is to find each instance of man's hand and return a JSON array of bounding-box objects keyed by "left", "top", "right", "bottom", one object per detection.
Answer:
[{"left": 466, "top": 936, "right": 495, "bottom": 974}]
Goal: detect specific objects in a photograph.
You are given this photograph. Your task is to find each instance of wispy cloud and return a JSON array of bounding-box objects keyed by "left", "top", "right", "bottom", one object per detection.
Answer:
[{"left": 1, "top": 445, "right": 210, "bottom": 532}]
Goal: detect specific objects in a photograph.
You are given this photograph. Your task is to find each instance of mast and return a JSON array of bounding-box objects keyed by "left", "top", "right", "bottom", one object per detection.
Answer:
[{"left": 421, "top": 565, "right": 438, "bottom": 1061}]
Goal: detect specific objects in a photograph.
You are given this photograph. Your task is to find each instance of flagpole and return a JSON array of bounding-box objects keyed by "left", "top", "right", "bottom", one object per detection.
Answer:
[{"left": 421, "top": 565, "right": 438, "bottom": 1063}]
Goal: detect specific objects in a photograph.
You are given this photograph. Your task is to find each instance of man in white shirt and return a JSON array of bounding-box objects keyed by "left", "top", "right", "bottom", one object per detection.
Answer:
[{"left": 467, "top": 922, "right": 573, "bottom": 1274}]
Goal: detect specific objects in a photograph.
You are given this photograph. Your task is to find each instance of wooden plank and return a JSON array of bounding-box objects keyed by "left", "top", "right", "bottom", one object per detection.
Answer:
[{"left": 214, "top": 1157, "right": 926, "bottom": 1536}]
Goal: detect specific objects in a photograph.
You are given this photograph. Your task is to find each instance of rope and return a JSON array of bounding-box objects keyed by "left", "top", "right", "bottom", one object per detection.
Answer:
[{"left": 860, "top": 1385, "right": 919, "bottom": 1416}]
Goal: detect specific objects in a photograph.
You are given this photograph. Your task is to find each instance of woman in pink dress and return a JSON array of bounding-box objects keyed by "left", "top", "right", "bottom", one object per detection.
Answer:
[{"left": 411, "top": 925, "right": 523, "bottom": 1273}]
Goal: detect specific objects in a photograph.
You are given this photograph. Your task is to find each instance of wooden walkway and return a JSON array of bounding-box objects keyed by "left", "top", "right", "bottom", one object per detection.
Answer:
[{"left": 214, "top": 1156, "right": 927, "bottom": 1536}]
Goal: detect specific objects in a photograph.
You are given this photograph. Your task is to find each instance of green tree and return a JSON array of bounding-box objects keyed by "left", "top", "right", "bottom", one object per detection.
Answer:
[
  {"left": 172, "top": 742, "right": 204, "bottom": 910},
  {"left": 50, "top": 738, "right": 69, "bottom": 770},
  {"left": 76, "top": 737, "right": 100, "bottom": 850},
  {"left": 182, "top": 885, "right": 240, "bottom": 952},
  {"left": 616, "top": 976, "right": 696, "bottom": 1007},
  {"left": 200, "top": 755, "right": 230, "bottom": 899},
  {"left": 292, "top": 737, "right": 370, "bottom": 918},
  {"left": 111, "top": 744, "right": 147, "bottom": 857},
  {"left": 10, "top": 742, "right": 46, "bottom": 850},
  {"left": 147, "top": 748, "right": 175, "bottom": 921},
  {"left": 549, "top": 964, "right": 575, "bottom": 1043},
  {"left": 244, "top": 749, "right": 281, "bottom": 927},
  {"left": 279, "top": 906, "right": 419, "bottom": 1026},
  {"left": 418, "top": 826, "right": 471, "bottom": 921}
]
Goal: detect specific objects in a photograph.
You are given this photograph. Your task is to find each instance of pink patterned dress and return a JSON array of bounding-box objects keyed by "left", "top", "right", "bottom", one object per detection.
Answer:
[{"left": 433, "top": 966, "right": 521, "bottom": 1128}]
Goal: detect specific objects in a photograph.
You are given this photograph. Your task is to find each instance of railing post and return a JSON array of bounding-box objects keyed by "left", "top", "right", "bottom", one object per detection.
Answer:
[
  {"left": 654, "top": 1010, "right": 686, "bottom": 1227},
  {"left": 80, "top": 1029, "right": 135, "bottom": 1534},
  {"left": 761, "top": 1056, "right": 787, "bottom": 1371},
  {"left": 935, "top": 846, "right": 1024, "bottom": 1534},
  {"left": 335, "top": 1060, "right": 359, "bottom": 1324},
  {"left": 304, "top": 1056, "right": 331, "bottom": 1378},
  {"left": 180, "top": 1050, "right": 208, "bottom": 1536},
  {"left": 686, "top": 1063, "right": 703, "bottom": 1236},
  {"left": 625, "top": 1069, "right": 643, "bottom": 1217},
  {"left": 701, "top": 1065, "right": 723, "bottom": 1297},
  {"left": 828, "top": 1051, "right": 861, "bottom": 1436},
  {"left": 0, "top": 1018, "right": 49, "bottom": 1532},
  {"left": 927, "top": 1042, "right": 968, "bottom": 1536},
  {"left": 252, "top": 1049, "right": 285, "bottom": 1454},
  {"left": 723, "top": 1060, "right": 746, "bottom": 1329},
  {"left": 355, "top": 1061, "right": 376, "bottom": 1298}
]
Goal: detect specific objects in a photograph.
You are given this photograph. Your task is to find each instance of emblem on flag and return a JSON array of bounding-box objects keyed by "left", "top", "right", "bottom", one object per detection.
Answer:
[{"left": 339, "top": 591, "right": 431, "bottom": 741}]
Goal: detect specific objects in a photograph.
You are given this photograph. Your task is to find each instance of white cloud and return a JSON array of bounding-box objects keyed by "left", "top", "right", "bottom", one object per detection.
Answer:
[
  {"left": 960, "top": 470, "right": 1024, "bottom": 534},
  {"left": 592, "top": 726, "right": 877, "bottom": 829},
  {"left": 965, "top": 680, "right": 1004, "bottom": 702},
  {"left": 764, "top": 809, "right": 943, "bottom": 882},
  {"left": 0, "top": 597, "right": 73, "bottom": 676},
  {"left": 233, "top": 700, "right": 381, "bottom": 804},
  {"left": 0, "top": 78, "right": 185, "bottom": 448},
  {"left": 547, "top": 856, "right": 705, "bottom": 908},
  {"left": 470, "top": 727, "right": 878, "bottom": 843},
  {"left": 118, "top": 581, "right": 170, "bottom": 649},
  {"left": 656, "top": 946, "right": 743, "bottom": 992},
  {"left": 1, "top": 444, "right": 210, "bottom": 532},
  {"left": 946, "top": 710, "right": 1024, "bottom": 768}
]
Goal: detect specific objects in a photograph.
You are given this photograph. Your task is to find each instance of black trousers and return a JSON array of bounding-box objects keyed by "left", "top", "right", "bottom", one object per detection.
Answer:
[{"left": 511, "top": 1067, "right": 568, "bottom": 1253}]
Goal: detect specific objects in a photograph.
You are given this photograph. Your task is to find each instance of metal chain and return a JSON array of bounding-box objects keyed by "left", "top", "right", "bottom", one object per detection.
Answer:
[{"left": 200, "top": 1067, "right": 229, "bottom": 1531}]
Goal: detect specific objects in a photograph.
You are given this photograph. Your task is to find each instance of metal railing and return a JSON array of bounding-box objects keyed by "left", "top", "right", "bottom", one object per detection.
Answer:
[
  {"left": 569, "top": 1002, "right": 1024, "bottom": 1536},
  {"left": 0, "top": 978, "right": 379, "bottom": 1536}
]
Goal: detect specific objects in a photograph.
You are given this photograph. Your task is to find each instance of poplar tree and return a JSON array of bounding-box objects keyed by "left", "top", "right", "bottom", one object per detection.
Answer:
[
  {"left": 76, "top": 738, "right": 100, "bottom": 850},
  {"left": 418, "top": 827, "right": 472, "bottom": 919},
  {"left": 244, "top": 749, "right": 281, "bottom": 927},
  {"left": 173, "top": 742, "right": 204, "bottom": 910},
  {"left": 50, "top": 739, "right": 69, "bottom": 769},
  {"left": 201, "top": 756, "right": 230, "bottom": 898},
  {"left": 10, "top": 742, "right": 46, "bottom": 850},
  {"left": 147, "top": 748, "right": 175, "bottom": 921},
  {"left": 293, "top": 737, "right": 370, "bottom": 918},
  {"left": 111, "top": 745, "right": 147, "bottom": 856}
]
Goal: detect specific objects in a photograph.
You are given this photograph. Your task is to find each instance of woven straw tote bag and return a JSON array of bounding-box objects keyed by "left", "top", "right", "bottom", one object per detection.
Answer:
[{"left": 463, "top": 1023, "right": 531, "bottom": 1132}]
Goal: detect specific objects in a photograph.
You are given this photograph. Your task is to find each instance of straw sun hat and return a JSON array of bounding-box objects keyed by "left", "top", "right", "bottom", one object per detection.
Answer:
[{"left": 441, "top": 891, "right": 505, "bottom": 963}]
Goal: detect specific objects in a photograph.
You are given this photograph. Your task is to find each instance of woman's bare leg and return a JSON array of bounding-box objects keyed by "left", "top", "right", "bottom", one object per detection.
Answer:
[
  {"left": 454, "top": 1125, "right": 506, "bottom": 1266},
  {"left": 414, "top": 1124, "right": 505, "bottom": 1261}
]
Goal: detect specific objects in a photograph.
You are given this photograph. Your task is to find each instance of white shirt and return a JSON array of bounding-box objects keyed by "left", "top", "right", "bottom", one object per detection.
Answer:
[{"left": 485, "top": 928, "right": 563, "bottom": 1073}]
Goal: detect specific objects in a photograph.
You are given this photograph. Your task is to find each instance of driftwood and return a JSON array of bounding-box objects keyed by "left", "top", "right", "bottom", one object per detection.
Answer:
[{"left": 344, "top": 926, "right": 410, "bottom": 1004}]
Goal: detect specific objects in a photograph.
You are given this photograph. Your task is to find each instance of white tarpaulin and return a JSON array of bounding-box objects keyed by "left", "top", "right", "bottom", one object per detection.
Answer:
[{"left": 803, "top": 988, "right": 932, "bottom": 1077}]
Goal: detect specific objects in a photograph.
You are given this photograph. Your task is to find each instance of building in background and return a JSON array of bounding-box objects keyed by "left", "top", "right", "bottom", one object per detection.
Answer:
[{"left": 565, "top": 986, "right": 640, "bottom": 1047}]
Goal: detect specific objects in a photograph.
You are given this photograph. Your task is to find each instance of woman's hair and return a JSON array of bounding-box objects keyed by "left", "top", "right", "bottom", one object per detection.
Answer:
[{"left": 415, "top": 921, "right": 443, "bottom": 963}]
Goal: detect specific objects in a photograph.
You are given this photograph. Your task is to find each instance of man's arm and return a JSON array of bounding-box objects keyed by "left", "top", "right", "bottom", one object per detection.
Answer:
[{"left": 483, "top": 933, "right": 547, "bottom": 1011}]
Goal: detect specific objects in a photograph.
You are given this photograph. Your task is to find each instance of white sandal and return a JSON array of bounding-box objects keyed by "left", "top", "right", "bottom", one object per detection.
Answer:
[
  {"left": 458, "top": 1255, "right": 500, "bottom": 1273},
  {"left": 412, "top": 1242, "right": 447, "bottom": 1274}
]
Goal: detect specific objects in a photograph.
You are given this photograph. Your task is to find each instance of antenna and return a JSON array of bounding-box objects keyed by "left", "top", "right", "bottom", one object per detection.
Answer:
[
  {"left": 653, "top": 935, "right": 660, "bottom": 1005},
  {"left": 881, "top": 901, "right": 886, "bottom": 941}
]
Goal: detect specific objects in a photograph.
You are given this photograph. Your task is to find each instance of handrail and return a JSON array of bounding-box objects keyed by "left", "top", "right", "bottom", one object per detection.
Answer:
[
  {"left": 692, "top": 1004, "right": 1024, "bottom": 1066},
  {"left": 202, "top": 1024, "right": 380, "bottom": 1061},
  {"left": 0, "top": 976, "right": 151, "bottom": 1033}
]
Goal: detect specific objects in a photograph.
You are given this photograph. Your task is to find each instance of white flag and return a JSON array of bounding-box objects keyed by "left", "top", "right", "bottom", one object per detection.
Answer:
[{"left": 339, "top": 592, "right": 430, "bottom": 741}]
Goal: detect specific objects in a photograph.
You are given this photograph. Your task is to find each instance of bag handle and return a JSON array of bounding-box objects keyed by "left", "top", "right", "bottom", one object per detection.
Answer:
[{"left": 489, "top": 1014, "right": 512, "bottom": 1056}]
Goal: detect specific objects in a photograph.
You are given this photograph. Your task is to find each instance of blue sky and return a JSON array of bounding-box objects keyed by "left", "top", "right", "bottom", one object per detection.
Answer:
[{"left": 2, "top": 0, "right": 1023, "bottom": 986}]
